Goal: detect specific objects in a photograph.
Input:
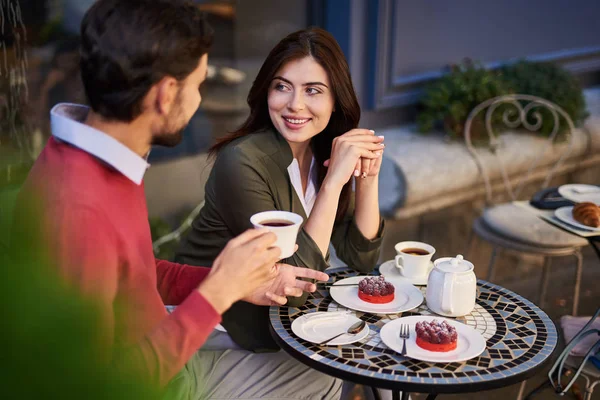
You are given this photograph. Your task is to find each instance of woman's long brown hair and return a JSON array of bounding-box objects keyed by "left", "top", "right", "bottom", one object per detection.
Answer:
[{"left": 210, "top": 27, "right": 361, "bottom": 222}]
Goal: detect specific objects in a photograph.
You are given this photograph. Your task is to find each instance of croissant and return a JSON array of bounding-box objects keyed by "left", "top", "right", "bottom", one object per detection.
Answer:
[{"left": 572, "top": 202, "right": 600, "bottom": 228}]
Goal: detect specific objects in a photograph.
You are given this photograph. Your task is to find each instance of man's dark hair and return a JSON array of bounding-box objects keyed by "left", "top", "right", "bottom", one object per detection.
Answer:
[{"left": 80, "top": 0, "right": 213, "bottom": 122}]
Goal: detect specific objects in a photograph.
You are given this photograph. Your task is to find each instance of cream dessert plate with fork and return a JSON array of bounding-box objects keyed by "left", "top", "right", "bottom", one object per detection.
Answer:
[{"left": 380, "top": 316, "right": 486, "bottom": 363}]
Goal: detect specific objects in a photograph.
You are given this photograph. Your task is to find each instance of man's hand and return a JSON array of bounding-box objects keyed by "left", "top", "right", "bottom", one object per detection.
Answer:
[
  {"left": 243, "top": 264, "right": 329, "bottom": 306},
  {"left": 197, "top": 229, "right": 281, "bottom": 314}
]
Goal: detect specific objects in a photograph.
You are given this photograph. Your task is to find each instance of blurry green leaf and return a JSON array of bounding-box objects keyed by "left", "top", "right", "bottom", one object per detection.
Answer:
[{"left": 2, "top": 211, "right": 163, "bottom": 400}]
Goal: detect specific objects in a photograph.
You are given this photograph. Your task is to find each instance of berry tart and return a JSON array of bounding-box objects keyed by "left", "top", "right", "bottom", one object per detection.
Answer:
[
  {"left": 358, "top": 276, "right": 395, "bottom": 304},
  {"left": 415, "top": 319, "right": 458, "bottom": 352}
]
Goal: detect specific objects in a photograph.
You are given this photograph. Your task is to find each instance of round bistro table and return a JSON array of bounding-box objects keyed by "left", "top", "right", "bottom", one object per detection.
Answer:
[{"left": 269, "top": 267, "right": 558, "bottom": 400}]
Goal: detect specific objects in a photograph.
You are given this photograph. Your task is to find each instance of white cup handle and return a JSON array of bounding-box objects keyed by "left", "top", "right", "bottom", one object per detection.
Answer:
[{"left": 394, "top": 254, "right": 405, "bottom": 273}]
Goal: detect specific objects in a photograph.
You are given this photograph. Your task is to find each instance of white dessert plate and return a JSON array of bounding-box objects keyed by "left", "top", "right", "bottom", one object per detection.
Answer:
[
  {"left": 329, "top": 276, "right": 423, "bottom": 314},
  {"left": 291, "top": 311, "right": 369, "bottom": 345},
  {"left": 380, "top": 315, "right": 486, "bottom": 363}
]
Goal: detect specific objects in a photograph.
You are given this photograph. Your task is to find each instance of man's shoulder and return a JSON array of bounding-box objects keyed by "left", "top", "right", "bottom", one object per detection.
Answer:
[
  {"left": 24, "top": 139, "right": 115, "bottom": 206},
  {"left": 39, "top": 137, "right": 107, "bottom": 171},
  {"left": 13, "top": 147, "right": 112, "bottom": 248}
]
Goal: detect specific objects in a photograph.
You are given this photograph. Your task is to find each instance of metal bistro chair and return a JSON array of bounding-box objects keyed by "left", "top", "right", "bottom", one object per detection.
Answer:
[
  {"left": 548, "top": 308, "right": 600, "bottom": 400},
  {"left": 523, "top": 308, "right": 600, "bottom": 400},
  {"left": 152, "top": 200, "right": 205, "bottom": 256},
  {"left": 465, "top": 95, "right": 588, "bottom": 317}
]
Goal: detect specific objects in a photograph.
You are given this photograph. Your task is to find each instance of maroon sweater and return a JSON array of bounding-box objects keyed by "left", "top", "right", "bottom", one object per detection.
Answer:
[{"left": 16, "top": 137, "right": 220, "bottom": 386}]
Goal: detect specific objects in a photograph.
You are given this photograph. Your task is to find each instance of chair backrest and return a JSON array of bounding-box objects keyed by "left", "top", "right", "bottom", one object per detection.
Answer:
[
  {"left": 152, "top": 200, "right": 205, "bottom": 256},
  {"left": 463, "top": 94, "right": 576, "bottom": 205}
]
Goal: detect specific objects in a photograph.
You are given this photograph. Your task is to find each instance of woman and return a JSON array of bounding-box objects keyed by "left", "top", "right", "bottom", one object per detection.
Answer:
[{"left": 176, "top": 27, "right": 385, "bottom": 352}]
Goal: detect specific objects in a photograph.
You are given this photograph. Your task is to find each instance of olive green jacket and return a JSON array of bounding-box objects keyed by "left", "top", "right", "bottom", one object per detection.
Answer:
[{"left": 175, "top": 128, "right": 384, "bottom": 351}]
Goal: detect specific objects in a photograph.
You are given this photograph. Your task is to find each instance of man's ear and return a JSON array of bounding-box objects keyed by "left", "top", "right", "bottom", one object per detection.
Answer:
[{"left": 154, "top": 76, "right": 179, "bottom": 115}]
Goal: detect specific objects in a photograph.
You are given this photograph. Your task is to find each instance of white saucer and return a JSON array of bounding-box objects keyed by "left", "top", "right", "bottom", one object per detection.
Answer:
[
  {"left": 291, "top": 311, "right": 369, "bottom": 345},
  {"left": 379, "top": 260, "right": 434, "bottom": 286},
  {"left": 380, "top": 315, "right": 486, "bottom": 363}
]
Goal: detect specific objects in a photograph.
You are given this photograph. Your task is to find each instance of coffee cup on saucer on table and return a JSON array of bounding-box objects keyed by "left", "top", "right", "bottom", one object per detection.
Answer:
[
  {"left": 394, "top": 241, "right": 436, "bottom": 279},
  {"left": 250, "top": 210, "right": 303, "bottom": 259}
]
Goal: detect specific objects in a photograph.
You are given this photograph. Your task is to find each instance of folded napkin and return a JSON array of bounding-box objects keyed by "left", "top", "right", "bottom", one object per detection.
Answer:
[{"left": 560, "top": 315, "right": 600, "bottom": 357}]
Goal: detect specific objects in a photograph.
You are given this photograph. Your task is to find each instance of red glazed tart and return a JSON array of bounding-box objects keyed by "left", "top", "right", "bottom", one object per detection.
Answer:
[
  {"left": 415, "top": 320, "right": 458, "bottom": 352},
  {"left": 358, "top": 276, "right": 395, "bottom": 304}
]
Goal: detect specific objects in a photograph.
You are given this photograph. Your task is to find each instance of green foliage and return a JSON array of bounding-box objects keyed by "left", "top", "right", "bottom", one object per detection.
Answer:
[
  {"left": 498, "top": 60, "right": 589, "bottom": 135},
  {"left": 417, "top": 60, "right": 510, "bottom": 138},
  {"left": 0, "top": 44, "right": 36, "bottom": 187},
  {"left": 149, "top": 217, "right": 173, "bottom": 243},
  {"left": 2, "top": 213, "right": 163, "bottom": 400},
  {"left": 0, "top": 157, "right": 32, "bottom": 190},
  {"left": 37, "top": 18, "right": 67, "bottom": 46},
  {"left": 149, "top": 216, "right": 178, "bottom": 261},
  {"left": 417, "top": 59, "right": 588, "bottom": 139}
]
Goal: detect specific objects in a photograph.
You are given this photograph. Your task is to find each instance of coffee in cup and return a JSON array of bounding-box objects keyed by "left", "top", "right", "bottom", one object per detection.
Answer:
[
  {"left": 259, "top": 219, "right": 295, "bottom": 227},
  {"left": 250, "top": 211, "right": 303, "bottom": 258},
  {"left": 400, "top": 248, "right": 430, "bottom": 256},
  {"left": 394, "top": 241, "right": 436, "bottom": 278}
]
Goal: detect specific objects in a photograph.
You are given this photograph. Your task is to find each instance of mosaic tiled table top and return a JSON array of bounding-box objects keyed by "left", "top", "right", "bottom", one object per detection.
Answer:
[{"left": 269, "top": 267, "right": 558, "bottom": 393}]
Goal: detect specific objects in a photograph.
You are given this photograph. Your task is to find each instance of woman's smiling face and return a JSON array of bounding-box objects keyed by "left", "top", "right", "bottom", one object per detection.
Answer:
[{"left": 267, "top": 56, "right": 335, "bottom": 145}]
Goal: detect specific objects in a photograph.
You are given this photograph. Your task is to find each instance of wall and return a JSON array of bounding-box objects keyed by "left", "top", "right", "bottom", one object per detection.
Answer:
[
  {"left": 320, "top": 0, "right": 600, "bottom": 128},
  {"left": 233, "top": 0, "right": 308, "bottom": 94}
]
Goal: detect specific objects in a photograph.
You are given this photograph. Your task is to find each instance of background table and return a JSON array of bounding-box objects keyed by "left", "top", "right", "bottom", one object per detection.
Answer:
[
  {"left": 269, "top": 267, "right": 558, "bottom": 397},
  {"left": 528, "top": 186, "right": 600, "bottom": 261}
]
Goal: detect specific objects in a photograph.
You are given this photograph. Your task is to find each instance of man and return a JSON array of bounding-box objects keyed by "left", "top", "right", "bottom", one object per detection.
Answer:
[{"left": 12, "top": 0, "right": 341, "bottom": 398}]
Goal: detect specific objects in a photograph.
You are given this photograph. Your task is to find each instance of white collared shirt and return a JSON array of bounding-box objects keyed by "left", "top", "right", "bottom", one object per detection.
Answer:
[
  {"left": 287, "top": 157, "right": 317, "bottom": 216},
  {"left": 50, "top": 103, "right": 150, "bottom": 185}
]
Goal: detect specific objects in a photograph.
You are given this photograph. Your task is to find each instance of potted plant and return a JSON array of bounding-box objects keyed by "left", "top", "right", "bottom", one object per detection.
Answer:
[
  {"left": 417, "top": 60, "right": 510, "bottom": 140},
  {"left": 417, "top": 59, "right": 588, "bottom": 141}
]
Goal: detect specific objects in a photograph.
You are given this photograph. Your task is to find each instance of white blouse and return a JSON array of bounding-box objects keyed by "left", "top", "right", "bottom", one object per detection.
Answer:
[{"left": 287, "top": 157, "right": 318, "bottom": 216}]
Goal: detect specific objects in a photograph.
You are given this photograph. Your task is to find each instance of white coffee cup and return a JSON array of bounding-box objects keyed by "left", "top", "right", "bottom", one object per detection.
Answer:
[
  {"left": 250, "top": 211, "right": 303, "bottom": 259},
  {"left": 394, "top": 241, "right": 436, "bottom": 278}
]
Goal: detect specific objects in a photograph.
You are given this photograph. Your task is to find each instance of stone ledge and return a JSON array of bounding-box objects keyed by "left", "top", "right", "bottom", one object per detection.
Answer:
[{"left": 378, "top": 87, "right": 600, "bottom": 219}]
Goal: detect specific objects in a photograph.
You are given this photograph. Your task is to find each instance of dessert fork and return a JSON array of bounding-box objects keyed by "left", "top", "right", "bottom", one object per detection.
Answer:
[{"left": 399, "top": 324, "right": 409, "bottom": 357}]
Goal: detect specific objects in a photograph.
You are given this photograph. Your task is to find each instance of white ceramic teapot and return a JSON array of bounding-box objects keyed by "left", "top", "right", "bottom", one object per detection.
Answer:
[{"left": 426, "top": 254, "right": 476, "bottom": 317}]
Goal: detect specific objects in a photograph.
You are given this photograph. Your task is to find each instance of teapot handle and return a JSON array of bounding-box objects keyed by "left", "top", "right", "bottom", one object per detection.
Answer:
[{"left": 441, "top": 272, "right": 455, "bottom": 314}]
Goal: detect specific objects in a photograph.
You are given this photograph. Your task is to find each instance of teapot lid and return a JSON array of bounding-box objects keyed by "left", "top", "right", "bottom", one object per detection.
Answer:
[{"left": 436, "top": 254, "right": 474, "bottom": 273}]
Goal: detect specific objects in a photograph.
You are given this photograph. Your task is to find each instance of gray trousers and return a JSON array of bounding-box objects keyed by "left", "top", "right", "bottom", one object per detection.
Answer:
[{"left": 164, "top": 331, "right": 342, "bottom": 400}]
